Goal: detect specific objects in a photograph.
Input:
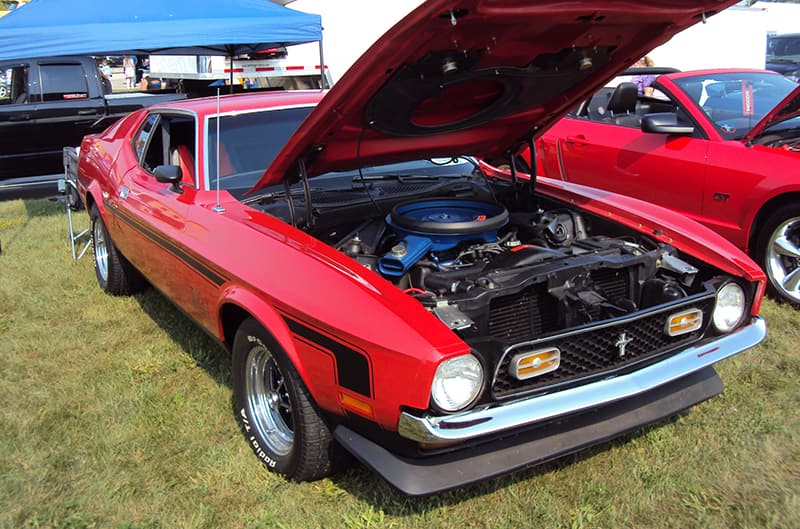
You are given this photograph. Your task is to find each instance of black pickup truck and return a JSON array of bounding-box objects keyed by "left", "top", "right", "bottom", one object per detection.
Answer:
[{"left": 0, "top": 55, "right": 185, "bottom": 197}]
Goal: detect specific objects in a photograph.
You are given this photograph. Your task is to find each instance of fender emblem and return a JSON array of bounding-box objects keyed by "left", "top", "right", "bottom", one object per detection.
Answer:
[{"left": 615, "top": 332, "right": 633, "bottom": 357}]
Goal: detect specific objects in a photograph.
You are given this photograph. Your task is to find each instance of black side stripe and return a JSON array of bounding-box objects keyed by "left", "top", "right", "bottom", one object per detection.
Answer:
[
  {"left": 110, "top": 204, "right": 227, "bottom": 287},
  {"left": 284, "top": 317, "right": 372, "bottom": 398}
]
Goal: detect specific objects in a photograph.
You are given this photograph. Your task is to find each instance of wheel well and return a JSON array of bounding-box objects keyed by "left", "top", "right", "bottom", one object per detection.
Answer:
[
  {"left": 749, "top": 192, "right": 800, "bottom": 254},
  {"left": 220, "top": 303, "right": 252, "bottom": 350},
  {"left": 84, "top": 192, "right": 98, "bottom": 215}
]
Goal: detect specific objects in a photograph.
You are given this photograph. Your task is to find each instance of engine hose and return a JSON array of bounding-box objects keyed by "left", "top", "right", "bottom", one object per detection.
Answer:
[{"left": 421, "top": 265, "right": 485, "bottom": 293}]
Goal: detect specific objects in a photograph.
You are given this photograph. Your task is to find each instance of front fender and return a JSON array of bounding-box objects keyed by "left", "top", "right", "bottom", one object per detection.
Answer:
[{"left": 216, "top": 285, "right": 342, "bottom": 416}]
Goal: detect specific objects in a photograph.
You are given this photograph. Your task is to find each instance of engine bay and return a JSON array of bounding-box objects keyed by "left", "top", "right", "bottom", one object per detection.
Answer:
[{"left": 249, "top": 162, "right": 717, "bottom": 348}]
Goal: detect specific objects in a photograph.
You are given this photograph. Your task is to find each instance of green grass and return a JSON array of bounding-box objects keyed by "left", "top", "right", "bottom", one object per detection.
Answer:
[{"left": 1, "top": 198, "right": 798, "bottom": 529}]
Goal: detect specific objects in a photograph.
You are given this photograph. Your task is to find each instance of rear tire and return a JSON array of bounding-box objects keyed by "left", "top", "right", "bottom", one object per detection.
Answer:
[
  {"left": 754, "top": 204, "right": 800, "bottom": 307},
  {"left": 90, "top": 204, "right": 145, "bottom": 295},
  {"left": 232, "top": 318, "right": 348, "bottom": 481}
]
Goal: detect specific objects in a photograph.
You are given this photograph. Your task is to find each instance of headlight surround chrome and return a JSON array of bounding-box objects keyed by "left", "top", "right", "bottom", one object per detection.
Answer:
[
  {"left": 430, "top": 354, "right": 484, "bottom": 413},
  {"left": 712, "top": 282, "right": 746, "bottom": 333}
]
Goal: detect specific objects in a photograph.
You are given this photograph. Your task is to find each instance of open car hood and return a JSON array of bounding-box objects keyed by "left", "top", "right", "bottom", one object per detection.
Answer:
[
  {"left": 743, "top": 84, "right": 800, "bottom": 143},
  {"left": 250, "top": 0, "right": 738, "bottom": 192}
]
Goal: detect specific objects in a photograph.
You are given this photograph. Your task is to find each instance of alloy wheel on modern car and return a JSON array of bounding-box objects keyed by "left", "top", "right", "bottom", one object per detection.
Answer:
[{"left": 766, "top": 216, "right": 800, "bottom": 304}]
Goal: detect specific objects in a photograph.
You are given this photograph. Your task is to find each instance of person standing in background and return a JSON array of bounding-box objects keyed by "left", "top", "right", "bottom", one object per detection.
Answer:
[{"left": 123, "top": 56, "right": 135, "bottom": 89}]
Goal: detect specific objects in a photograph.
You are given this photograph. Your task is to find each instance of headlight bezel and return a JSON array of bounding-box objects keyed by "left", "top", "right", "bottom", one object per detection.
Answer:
[
  {"left": 712, "top": 281, "right": 747, "bottom": 333},
  {"left": 430, "top": 353, "right": 485, "bottom": 414}
]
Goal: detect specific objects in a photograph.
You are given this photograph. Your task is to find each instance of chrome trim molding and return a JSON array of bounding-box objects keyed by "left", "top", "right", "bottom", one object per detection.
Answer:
[{"left": 399, "top": 317, "right": 766, "bottom": 444}]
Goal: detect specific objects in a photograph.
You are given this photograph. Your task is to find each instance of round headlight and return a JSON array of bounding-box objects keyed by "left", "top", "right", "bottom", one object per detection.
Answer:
[
  {"left": 430, "top": 355, "right": 484, "bottom": 413},
  {"left": 713, "top": 282, "right": 746, "bottom": 333}
]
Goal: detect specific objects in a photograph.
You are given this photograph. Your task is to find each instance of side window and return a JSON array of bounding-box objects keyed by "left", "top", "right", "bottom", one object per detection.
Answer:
[
  {"left": 142, "top": 121, "right": 165, "bottom": 172},
  {"left": 0, "top": 65, "right": 30, "bottom": 105},
  {"left": 134, "top": 114, "right": 159, "bottom": 161},
  {"left": 133, "top": 113, "right": 197, "bottom": 186},
  {"left": 164, "top": 116, "right": 197, "bottom": 187},
  {"left": 38, "top": 64, "right": 89, "bottom": 102}
]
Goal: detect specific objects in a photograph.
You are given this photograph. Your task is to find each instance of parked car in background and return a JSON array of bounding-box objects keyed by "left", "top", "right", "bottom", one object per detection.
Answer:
[
  {"left": 0, "top": 55, "right": 184, "bottom": 197},
  {"left": 766, "top": 33, "right": 800, "bottom": 81},
  {"left": 76, "top": 0, "right": 764, "bottom": 495},
  {"left": 536, "top": 68, "right": 800, "bottom": 306},
  {"left": 0, "top": 69, "right": 7, "bottom": 98}
]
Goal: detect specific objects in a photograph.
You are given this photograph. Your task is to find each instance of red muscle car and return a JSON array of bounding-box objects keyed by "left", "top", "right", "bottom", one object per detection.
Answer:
[
  {"left": 537, "top": 68, "right": 800, "bottom": 307},
  {"left": 76, "top": 0, "right": 765, "bottom": 495}
]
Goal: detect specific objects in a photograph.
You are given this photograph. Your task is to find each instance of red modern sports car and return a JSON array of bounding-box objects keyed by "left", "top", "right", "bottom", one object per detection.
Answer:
[
  {"left": 76, "top": 0, "right": 764, "bottom": 495},
  {"left": 537, "top": 68, "right": 800, "bottom": 306}
]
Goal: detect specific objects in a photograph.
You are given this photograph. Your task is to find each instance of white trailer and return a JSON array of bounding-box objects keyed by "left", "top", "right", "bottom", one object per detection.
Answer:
[
  {"left": 149, "top": 0, "right": 424, "bottom": 90},
  {"left": 148, "top": 43, "right": 332, "bottom": 92},
  {"left": 281, "top": 0, "right": 425, "bottom": 83}
]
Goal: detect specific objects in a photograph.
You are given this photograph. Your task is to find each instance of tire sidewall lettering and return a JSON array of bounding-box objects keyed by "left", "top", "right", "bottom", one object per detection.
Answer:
[{"left": 238, "top": 406, "right": 280, "bottom": 469}]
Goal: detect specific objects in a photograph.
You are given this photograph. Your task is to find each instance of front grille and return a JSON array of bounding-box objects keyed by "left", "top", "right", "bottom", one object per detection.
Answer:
[{"left": 492, "top": 297, "right": 715, "bottom": 399}]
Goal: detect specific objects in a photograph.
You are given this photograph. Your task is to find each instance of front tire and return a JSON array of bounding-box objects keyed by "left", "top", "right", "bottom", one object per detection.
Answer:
[
  {"left": 90, "top": 204, "right": 145, "bottom": 295},
  {"left": 755, "top": 204, "right": 800, "bottom": 307},
  {"left": 232, "top": 318, "right": 347, "bottom": 481}
]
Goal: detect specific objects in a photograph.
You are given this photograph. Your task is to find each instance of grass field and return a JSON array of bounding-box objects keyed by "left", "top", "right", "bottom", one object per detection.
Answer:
[{"left": 1, "top": 197, "right": 798, "bottom": 529}]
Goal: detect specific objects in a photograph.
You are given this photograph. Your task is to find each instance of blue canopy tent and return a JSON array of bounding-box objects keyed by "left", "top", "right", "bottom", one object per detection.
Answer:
[{"left": 0, "top": 0, "right": 322, "bottom": 59}]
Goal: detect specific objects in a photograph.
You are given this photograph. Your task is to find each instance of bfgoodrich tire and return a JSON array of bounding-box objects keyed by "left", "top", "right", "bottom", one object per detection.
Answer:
[
  {"left": 755, "top": 203, "right": 800, "bottom": 307},
  {"left": 232, "top": 318, "right": 348, "bottom": 481},
  {"left": 90, "top": 204, "right": 145, "bottom": 295}
]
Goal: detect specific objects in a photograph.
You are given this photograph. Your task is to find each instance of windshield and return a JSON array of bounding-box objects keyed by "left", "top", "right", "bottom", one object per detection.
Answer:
[
  {"left": 206, "top": 105, "right": 478, "bottom": 196},
  {"left": 207, "top": 106, "right": 313, "bottom": 191},
  {"left": 673, "top": 72, "right": 798, "bottom": 139}
]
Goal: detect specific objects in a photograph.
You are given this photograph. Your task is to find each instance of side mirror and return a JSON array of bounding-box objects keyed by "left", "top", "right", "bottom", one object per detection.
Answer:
[
  {"left": 641, "top": 113, "right": 694, "bottom": 135},
  {"left": 153, "top": 164, "right": 183, "bottom": 194}
]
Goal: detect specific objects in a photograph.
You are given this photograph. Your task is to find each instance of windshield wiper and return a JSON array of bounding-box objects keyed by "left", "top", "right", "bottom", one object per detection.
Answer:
[
  {"left": 353, "top": 173, "right": 467, "bottom": 182},
  {"left": 241, "top": 187, "right": 319, "bottom": 205}
]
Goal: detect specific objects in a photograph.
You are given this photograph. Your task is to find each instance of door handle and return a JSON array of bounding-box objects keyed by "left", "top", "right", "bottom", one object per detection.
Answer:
[
  {"left": 565, "top": 135, "right": 588, "bottom": 147},
  {"left": 8, "top": 114, "right": 31, "bottom": 121},
  {"left": 77, "top": 109, "right": 98, "bottom": 116}
]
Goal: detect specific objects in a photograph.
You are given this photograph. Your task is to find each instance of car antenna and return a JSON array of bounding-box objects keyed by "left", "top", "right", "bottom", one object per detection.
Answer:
[{"left": 213, "top": 87, "right": 225, "bottom": 213}]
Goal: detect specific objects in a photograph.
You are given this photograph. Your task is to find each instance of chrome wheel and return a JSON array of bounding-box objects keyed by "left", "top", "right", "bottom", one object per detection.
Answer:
[
  {"left": 92, "top": 217, "right": 109, "bottom": 284},
  {"left": 766, "top": 216, "right": 800, "bottom": 304},
  {"left": 245, "top": 344, "right": 294, "bottom": 456}
]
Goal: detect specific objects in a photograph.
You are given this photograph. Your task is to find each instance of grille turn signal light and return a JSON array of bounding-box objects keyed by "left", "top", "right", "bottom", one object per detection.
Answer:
[
  {"left": 509, "top": 347, "right": 561, "bottom": 380},
  {"left": 665, "top": 308, "right": 703, "bottom": 337}
]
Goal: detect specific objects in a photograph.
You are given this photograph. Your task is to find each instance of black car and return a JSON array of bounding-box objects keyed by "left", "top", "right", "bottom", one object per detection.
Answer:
[
  {"left": 766, "top": 33, "right": 800, "bottom": 82},
  {"left": 0, "top": 55, "right": 184, "bottom": 198},
  {"left": 0, "top": 69, "right": 8, "bottom": 99}
]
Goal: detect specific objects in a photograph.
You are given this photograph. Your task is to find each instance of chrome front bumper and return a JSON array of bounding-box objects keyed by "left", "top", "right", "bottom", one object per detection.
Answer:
[{"left": 398, "top": 316, "right": 766, "bottom": 444}]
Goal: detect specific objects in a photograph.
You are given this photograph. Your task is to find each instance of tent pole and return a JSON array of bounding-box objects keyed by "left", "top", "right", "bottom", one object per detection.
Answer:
[
  {"left": 318, "top": 39, "right": 326, "bottom": 89},
  {"left": 229, "top": 55, "right": 234, "bottom": 94}
]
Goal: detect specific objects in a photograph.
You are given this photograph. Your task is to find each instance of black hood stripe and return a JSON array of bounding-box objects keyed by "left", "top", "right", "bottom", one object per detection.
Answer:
[{"left": 109, "top": 204, "right": 228, "bottom": 287}]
